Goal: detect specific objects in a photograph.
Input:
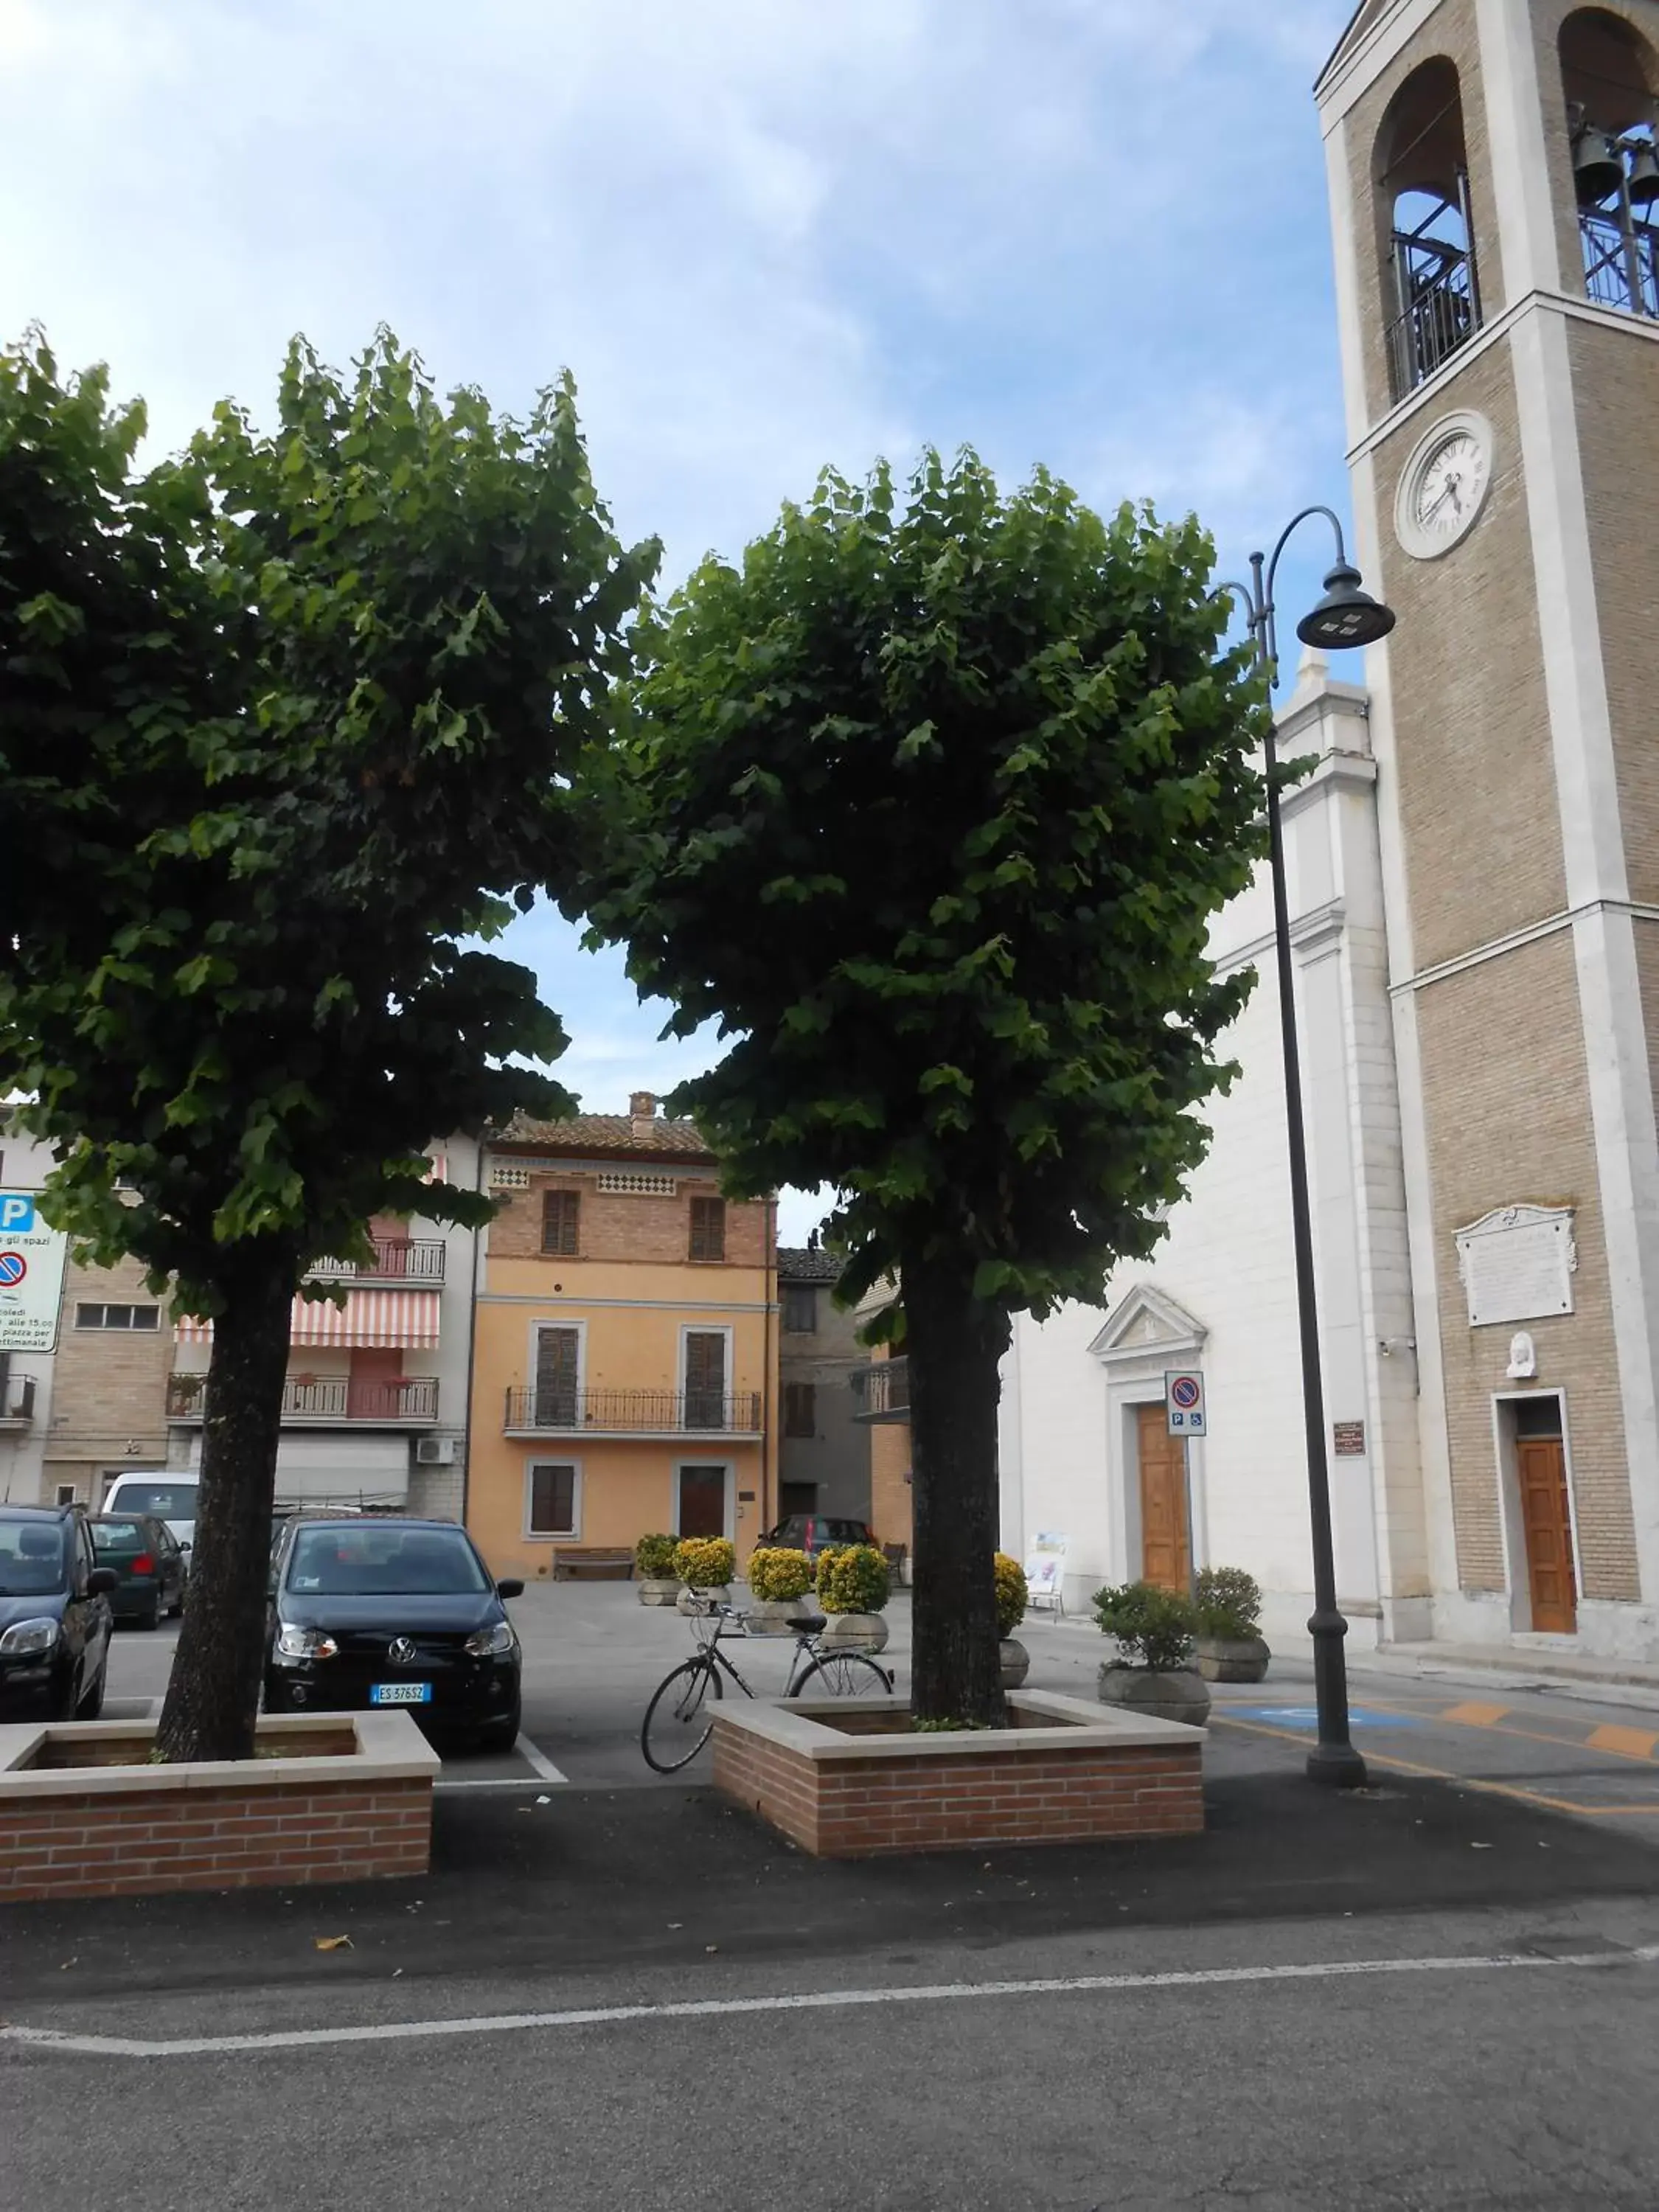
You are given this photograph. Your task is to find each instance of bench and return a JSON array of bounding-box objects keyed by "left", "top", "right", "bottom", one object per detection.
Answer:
[{"left": 552, "top": 1548, "right": 636, "bottom": 1582}]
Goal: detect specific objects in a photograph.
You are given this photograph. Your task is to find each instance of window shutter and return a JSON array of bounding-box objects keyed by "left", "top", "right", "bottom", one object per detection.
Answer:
[
  {"left": 541, "top": 1189, "right": 580, "bottom": 1256},
  {"left": 689, "top": 1195, "right": 726, "bottom": 1262},
  {"left": 784, "top": 1382, "right": 816, "bottom": 1437},
  {"left": 534, "top": 1327, "right": 580, "bottom": 1425},
  {"left": 527, "top": 1463, "right": 577, "bottom": 1536}
]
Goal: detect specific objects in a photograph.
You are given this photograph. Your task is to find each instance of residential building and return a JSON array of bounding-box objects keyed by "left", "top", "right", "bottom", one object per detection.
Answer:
[
  {"left": 851, "top": 1281, "right": 912, "bottom": 1555},
  {"left": 166, "top": 1138, "right": 481, "bottom": 1518},
  {"left": 46, "top": 1252, "right": 173, "bottom": 1509},
  {"left": 1001, "top": 0, "right": 1659, "bottom": 1662},
  {"left": 465, "top": 1093, "right": 777, "bottom": 1582},
  {"left": 776, "top": 1243, "right": 870, "bottom": 1526}
]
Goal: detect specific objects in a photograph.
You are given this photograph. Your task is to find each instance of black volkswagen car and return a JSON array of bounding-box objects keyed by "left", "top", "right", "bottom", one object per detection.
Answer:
[
  {"left": 0, "top": 1504, "right": 118, "bottom": 1721},
  {"left": 264, "top": 1516, "right": 523, "bottom": 1750}
]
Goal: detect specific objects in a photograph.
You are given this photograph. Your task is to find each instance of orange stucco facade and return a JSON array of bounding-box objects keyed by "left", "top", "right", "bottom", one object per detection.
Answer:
[{"left": 465, "top": 1105, "right": 778, "bottom": 1584}]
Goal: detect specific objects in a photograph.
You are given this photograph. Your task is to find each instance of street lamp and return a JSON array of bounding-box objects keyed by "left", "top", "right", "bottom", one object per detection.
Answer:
[{"left": 1217, "top": 507, "right": 1395, "bottom": 1790}]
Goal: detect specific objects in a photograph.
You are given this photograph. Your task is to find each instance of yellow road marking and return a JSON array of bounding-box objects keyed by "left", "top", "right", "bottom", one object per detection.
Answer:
[
  {"left": 1337, "top": 1691, "right": 1659, "bottom": 1769},
  {"left": 1588, "top": 1723, "right": 1659, "bottom": 1759},
  {"left": 1210, "top": 1714, "right": 1659, "bottom": 1818}
]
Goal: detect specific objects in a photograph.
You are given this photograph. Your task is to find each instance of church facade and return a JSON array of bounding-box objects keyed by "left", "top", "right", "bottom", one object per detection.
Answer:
[{"left": 1000, "top": 0, "right": 1659, "bottom": 1661}]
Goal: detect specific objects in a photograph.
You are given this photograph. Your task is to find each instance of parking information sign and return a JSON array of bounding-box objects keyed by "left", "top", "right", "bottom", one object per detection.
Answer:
[
  {"left": 1165, "top": 1369, "right": 1207, "bottom": 1436},
  {"left": 0, "top": 1192, "right": 69, "bottom": 1353}
]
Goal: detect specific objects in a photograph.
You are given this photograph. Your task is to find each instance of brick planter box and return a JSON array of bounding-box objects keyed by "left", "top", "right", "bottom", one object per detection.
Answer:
[
  {"left": 0, "top": 1711, "right": 440, "bottom": 1904},
  {"left": 712, "top": 1688, "right": 1203, "bottom": 1857}
]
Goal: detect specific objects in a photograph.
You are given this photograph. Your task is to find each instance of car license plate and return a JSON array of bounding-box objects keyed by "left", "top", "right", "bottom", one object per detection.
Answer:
[{"left": 370, "top": 1683, "right": 433, "bottom": 1705}]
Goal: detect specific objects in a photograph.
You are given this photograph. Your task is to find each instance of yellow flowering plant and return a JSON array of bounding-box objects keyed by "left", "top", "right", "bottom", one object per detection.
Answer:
[
  {"left": 993, "top": 1552, "right": 1028, "bottom": 1638},
  {"left": 673, "top": 1536, "right": 736, "bottom": 1589},
  {"left": 746, "top": 1547, "right": 814, "bottom": 1603},
  {"left": 816, "top": 1543, "right": 891, "bottom": 1615}
]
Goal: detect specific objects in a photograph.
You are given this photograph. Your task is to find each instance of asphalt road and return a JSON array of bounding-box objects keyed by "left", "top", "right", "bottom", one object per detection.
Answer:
[{"left": 6, "top": 1588, "right": 1659, "bottom": 2209}]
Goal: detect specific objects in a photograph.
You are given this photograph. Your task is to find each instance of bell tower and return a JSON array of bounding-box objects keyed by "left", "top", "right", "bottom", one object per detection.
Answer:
[{"left": 1318, "top": 1, "right": 1659, "bottom": 1653}]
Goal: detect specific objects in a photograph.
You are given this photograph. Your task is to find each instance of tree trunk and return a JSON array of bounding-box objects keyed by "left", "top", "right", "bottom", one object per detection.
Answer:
[
  {"left": 153, "top": 1251, "right": 295, "bottom": 1763},
  {"left": 903, "top": 1255, "right": 1011, "bottom": 1726}
]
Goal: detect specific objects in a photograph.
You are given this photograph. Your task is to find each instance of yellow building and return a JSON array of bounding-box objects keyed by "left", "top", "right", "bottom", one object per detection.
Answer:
[{"left": 467, "top": 1094, "right": 778, "bottom": 1582}]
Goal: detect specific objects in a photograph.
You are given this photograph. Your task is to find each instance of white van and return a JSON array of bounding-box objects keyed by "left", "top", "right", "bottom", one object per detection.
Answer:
[{"left": 101, "top": 1472, "right": 201, "bottom": 1555}]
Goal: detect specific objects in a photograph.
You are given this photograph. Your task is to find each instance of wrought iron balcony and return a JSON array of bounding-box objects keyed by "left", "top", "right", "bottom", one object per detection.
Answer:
[
  {"left": 168, "top": 1373, "right": 439, "bottom": 1423},
  {"left": 307, "top": 1237, "right": 447, "bottom": 1284},
  {"left": 0, "top": 1374, "right": 36, "bottom": 1425},
  {"left": 850, "top": 1356, "right": 909, "bottom": 1423},
  {"left": 503, "top": 1387, "right": 764, "bottom": 1436}
]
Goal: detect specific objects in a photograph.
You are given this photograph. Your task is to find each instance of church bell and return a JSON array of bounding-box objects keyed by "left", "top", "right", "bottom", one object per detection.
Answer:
[
  {"left": 1625, "top": 141, "right": 1659, "bottom": 208},
  {"left": 1573, "top": 123, "right": 1627, "bottom": 204}
]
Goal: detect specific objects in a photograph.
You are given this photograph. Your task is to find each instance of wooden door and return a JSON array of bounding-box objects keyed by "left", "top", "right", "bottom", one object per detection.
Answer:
[
  {"left": 1517, "top": 1439, "right": 1577, "bottom": 1632},
  {"left": 1138, "top": 1402, "right": 1191, "bottom": 1593},
  {"left": 535, "top": 1327, "right": 580, "bottom": 1426},
  {"left": 678, "top": 1464, "right": 728, "bottom": 1539},
  {"left": 684, "top": 1331, "right": 728, "bottom": 1430}
]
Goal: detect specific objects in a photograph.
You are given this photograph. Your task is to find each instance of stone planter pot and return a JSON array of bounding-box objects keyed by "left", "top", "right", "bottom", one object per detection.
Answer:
[
  {"left": 1096, "top": 1661, "right": 1211, "bottom": 1728},
  {"left": 745, "top": 1597, "right": 813, "bottom": 1637},
  {"left": 677, "top": 1584, "right": 731, "bottom": 1616},
  {"left": 637, "top": 1577, "right": 681, "bottom": 1607},
  {"left": 1196, "top": 1633, "right": 1270, "bottom": 1683},
  {"left": 819, "top": 1610, "right": 890, "bottom": 1655},
  {"left": 998, "top": 1637, "right": 1031, "bottom": 1689}
]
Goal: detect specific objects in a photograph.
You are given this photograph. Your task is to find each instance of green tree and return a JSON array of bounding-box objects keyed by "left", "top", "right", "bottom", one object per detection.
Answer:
[
  {"left": 582, "top": 451, "right": 1266, "bottom": 1723},
  {"left": 0, "top": 329, "right": 653, "bottom": 1760}
]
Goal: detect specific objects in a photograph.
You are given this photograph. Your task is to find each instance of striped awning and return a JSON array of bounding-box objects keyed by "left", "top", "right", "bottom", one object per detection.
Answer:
[{"left": 175, "top": 1288, "right": 439, "bottom": 1351}]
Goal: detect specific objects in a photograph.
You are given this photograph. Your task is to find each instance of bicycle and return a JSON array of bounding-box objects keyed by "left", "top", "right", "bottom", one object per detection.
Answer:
[{"left": 640, "top": 1599, "right": 896, "bottom": 1773}]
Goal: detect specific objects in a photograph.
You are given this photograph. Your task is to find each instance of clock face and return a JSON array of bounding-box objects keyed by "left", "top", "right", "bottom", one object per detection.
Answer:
[{"left": 1395, "top": 411, "right": 1495, "bottom": 560}]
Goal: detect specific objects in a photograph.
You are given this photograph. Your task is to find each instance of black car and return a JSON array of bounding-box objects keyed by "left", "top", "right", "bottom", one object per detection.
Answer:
[
  {"left": 264, "top": 1516, "right": 524, "bottom": 1750},
  {"left": 0, "top": 1504, "right": 118, "bottom": 1722},
  {"left": 88, "top": 1512, "right": 188, "bottom": 1628}
]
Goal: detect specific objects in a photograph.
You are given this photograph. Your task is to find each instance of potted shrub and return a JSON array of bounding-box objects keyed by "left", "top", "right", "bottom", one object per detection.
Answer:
[
  {"left": 816, "top": 1543, "right": 891, "bottom": 1653},
  {"left": 674, "top": 1535, "right": 737, "bottom": 1614},
  {"left": 635, "top": 1532, "right": 681, "bottom": 1607},
  {"left": 1194, "top": 1565, "right": 1270, "bottom": 1683},
  {"left": 1092, "top": 1580, "right": 1211, "bottom": 1727},
  {"left": 995, "top": 1552, "right": 1030, "bottom": 1688},
  {"left": 744, "top": 1545, "right": 815, "bottom": 1635}
]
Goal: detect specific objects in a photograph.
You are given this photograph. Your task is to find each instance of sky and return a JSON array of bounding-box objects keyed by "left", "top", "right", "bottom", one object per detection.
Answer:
[{"left": 0, "top": 0, "right": 1363, "bottom": 1243}]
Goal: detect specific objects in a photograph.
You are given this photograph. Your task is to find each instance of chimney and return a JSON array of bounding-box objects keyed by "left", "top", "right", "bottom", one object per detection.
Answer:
[{"left": 629, "top": 1091, "right": 658, "bottom": 1141}]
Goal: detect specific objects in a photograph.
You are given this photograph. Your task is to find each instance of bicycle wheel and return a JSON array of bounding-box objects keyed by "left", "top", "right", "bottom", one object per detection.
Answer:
[
  {"left": 792, "top": 1650, "right": 894, "bottom": 1698},
  {"left": 641, "top": 1658, "right": 723, "bottom": 1773}
]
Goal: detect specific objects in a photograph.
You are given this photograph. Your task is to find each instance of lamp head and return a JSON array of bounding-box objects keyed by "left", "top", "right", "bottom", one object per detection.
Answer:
[{"left": 1295, "top": 560, "right": 1397, "bottom": 651}]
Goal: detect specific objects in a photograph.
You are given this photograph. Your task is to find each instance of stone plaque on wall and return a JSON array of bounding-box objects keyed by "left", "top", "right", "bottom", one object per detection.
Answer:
[{"left": 1454, "top": 1205, "right": 1576, "bottom": 1329}]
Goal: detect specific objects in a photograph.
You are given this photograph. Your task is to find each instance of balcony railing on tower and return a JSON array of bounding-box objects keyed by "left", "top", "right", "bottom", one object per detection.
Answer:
[{"left": 1386, "top": 184, "right": 1481, "bottom": 400}]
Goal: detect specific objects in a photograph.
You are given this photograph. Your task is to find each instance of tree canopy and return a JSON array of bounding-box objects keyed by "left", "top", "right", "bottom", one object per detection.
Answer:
[
  {"left": 581, "top": 448, "right": 1269, "bottom": 1720},
  {"left": 0, "top": 327, "right": 653, "bottom": 1756}
]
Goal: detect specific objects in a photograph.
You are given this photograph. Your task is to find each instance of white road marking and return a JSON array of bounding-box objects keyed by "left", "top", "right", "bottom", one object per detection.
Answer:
[
  {"left": 514, "top": 1734, "right": 568, "bottom": 1785},
  {"left": 6, "top": 1944, "right": 1656, "bottom": 2061},
  {"left": 432, "top": 1776, "right": 564, "bottom": 1795}
]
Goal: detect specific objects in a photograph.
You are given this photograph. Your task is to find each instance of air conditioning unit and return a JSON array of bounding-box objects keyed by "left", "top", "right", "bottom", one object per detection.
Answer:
[{"left": 415, "top": 1436, "right": 456, "bottom": 1466}]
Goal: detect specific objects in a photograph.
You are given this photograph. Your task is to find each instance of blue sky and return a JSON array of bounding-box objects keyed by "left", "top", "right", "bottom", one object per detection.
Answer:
[{"left": 1, "top": 0, "right": 1363, "bottom": 1241}]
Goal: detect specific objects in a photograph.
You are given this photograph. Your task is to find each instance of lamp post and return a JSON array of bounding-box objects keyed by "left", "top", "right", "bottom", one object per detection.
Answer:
[{"left": 1217, "top": 507, "right": 1396, "bottom": 1790}]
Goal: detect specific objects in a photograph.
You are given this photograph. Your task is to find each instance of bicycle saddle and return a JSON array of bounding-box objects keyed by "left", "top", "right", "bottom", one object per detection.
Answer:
[{"left": 792, "top": 1613, "right": 829, "bottom": 1635}]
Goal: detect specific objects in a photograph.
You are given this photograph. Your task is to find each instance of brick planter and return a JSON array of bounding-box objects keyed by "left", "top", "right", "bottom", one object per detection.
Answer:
[
  {"left": 712, "top": 1688, "right": 1203, "bottom": 1857},
  {"left": 0, "top": 1711, "right": 439, "bottom": 1904}
]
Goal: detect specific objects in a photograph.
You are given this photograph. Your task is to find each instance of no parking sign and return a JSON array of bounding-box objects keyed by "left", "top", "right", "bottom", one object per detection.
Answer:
[{"left": 1165, "top": 1369, "right": 1206, "bottom": 1436}]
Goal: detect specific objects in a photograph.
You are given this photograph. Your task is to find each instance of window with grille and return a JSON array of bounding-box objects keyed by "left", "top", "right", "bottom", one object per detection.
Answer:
[
  {"left": 689, "top": 1195, "right": 726, "bottom": 1262},
  {"left": 526, "top": 1461, "right": 580, "bottom": 1538},
  {"left": 595, "top": 1171, "right": 677, "bottom": 1197},
  {"left": 782, "top": 1283, "right": 818, "bottom": 1333},
  {"left": 75, "top": 1304, "right": 160, "bottom": 1331},
  {"left": 784, "top": 1382, "right": 817, "bottom": 1438},
  {"left": 541, "top": 1189, "right": 580, "bottom": 1256},
  {"left": 489, "top": 1162, "right": 531, "bottom": 1190}
]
